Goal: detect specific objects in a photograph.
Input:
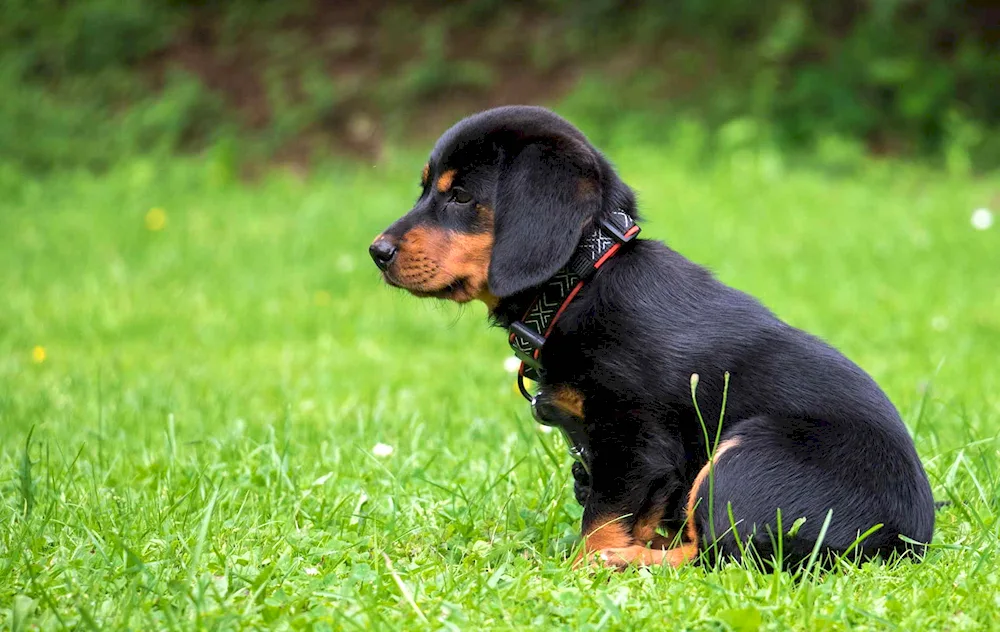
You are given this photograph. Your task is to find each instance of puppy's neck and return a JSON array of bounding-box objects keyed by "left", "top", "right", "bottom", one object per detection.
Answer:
[
  {"left": 488, "top": 201, "right": 640, "bottom": 329},
  {"left": 489, "top": 290, "right": 541, "bottom": 330}
]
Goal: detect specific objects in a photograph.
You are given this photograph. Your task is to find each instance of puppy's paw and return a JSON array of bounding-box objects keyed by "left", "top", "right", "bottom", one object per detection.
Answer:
[
  {"left": 597, "top": 546, "right": 648, "bottom": 570},
  {"left": 597, "top": 544, "right": 698, "bottom": 570}
]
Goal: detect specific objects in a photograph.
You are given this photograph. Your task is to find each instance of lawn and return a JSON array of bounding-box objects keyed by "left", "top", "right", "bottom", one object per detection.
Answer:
[{"left": 1, "top": 137, "right": 999, "bottom": 630}]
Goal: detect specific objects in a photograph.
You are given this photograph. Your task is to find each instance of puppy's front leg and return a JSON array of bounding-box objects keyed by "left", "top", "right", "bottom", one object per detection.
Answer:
[
  {"left": 576, "top": 454, "right": 694, "bottom": 570},
  {"left": 579, "top": 500, "right": 696, "bottom": 570}
]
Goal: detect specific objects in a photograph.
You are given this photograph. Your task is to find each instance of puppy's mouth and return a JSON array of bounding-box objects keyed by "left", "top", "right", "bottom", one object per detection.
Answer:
[{"left": 382, "top": 271, "right": 471, "bottom": 302}]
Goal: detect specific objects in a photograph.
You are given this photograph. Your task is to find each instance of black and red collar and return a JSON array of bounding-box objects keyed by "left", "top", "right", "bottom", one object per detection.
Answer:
[{"left": 508, "top": 210, "right": 640, "bottom": 401}]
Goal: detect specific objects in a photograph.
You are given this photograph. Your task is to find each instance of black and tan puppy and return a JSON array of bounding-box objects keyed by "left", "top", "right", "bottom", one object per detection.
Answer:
[{"left": 369, "top": 106, "right": 935, "bottom": 569}]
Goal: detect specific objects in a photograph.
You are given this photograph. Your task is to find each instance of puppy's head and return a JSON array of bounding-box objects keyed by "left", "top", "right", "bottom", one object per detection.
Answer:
[{"left": 370, "top": 106, "right": 613, "bottom": 306}]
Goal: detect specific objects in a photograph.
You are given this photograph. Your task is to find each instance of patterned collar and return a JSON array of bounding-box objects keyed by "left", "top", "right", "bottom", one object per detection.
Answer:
[{"left": 508, "top": 209, "right": 640, "bottom": 401}]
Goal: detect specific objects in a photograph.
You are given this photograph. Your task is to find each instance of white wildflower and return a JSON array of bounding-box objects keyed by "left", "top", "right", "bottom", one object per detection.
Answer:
[
  {"left": 503, "top": 357, "right": 521, "bottom": 373},
  {"left": 971, "top": 208, "right": 993, "bottom": 230}
]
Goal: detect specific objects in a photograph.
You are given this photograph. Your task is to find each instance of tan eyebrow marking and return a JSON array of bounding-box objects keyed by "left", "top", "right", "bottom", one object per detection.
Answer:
[
  {"left": 421, "top": 163, "right": 429, "bottom": 186},
  {"left": 436, "top": 169, "right": 457, "bottom": 193}
]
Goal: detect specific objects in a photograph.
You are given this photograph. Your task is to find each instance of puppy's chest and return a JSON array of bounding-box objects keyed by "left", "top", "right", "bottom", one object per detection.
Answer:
[
  {"left": 533, "top": 380, "right": 702, "bottom": 457},
  {"left": 532, "top": 382, "right": 646, "bottom": 441}
]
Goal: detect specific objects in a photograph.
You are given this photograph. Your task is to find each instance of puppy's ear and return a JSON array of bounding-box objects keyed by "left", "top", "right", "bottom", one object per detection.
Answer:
[{"left": 488, "top": 142, "right": 600, "bottom": 297}]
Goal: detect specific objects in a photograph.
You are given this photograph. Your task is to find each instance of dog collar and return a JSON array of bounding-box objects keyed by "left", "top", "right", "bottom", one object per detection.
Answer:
[{"left": 508, "top": 209, "right": 640, "bottom": 401}]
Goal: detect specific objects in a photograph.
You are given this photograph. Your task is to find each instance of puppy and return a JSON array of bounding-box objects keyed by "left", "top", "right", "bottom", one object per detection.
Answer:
[{"left": 370, "top": 105, "right": 935, "bottom": 569}]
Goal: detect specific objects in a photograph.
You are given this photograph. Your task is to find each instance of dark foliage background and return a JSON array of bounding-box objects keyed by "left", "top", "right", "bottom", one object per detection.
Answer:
[{"left": 2, "top": 0, "right": 998, "bottom": 172}]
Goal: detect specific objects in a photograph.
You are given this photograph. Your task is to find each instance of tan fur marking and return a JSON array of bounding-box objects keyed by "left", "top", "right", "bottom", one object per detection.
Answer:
[
  {"left": 470, "top": 205, "right": 497, "bottom": 307},
  {"left": 632, "top": 506, "right": 665, "bottom": 545},
  {"left": 446, "top": 232, "right": 493, "bottom": 300},
  {"left": 436, "top": 169, "right": 457, "bottom": 193},
  {"left": 632, "top": 504, "right": 679, "bottom": 550},
  {"left": 392, "top": 225, "right": 493, "bottom": 303},
  {"left": 584, "top": 515, "right": 632, "bottom": 551},
  {"left": 421, "top": 163, "right": 430, "bottom": 186},
  {"left": 574, "top": 514, "right": 632, "bottom": 567},
  {"left": 391, "top": 226, "right": 448, "bottom": 292},
  {"left": 550, "top": 386, "right": 584, "bottom": 418},
  {"left": 684, "top": 437, "right": 742, "bottom": 544}
]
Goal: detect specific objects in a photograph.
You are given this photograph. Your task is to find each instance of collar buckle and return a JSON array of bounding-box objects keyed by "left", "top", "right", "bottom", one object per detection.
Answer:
[
  {"left": 509, "top": 320, "right": 546, "bottom": 370},
  {"left": 598, "top": 215, "right": 639, "bottom": 244}
]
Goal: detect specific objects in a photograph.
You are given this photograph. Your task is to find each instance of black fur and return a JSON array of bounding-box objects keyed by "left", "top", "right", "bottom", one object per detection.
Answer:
[
  {"left": 489, "top": 142, "right": 599, "bottom": 296},
  {"left": 375, "top": 105, "right": 935, "bottom": 567}
]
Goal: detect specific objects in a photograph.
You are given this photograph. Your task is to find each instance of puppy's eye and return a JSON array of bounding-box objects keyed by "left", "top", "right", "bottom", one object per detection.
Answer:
[{"left": 452, "top": 188, "right": 473, "bottom": 204}]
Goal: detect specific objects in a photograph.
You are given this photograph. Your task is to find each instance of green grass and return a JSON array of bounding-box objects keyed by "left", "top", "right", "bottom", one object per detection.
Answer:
[{"left": 1, "top": 137, "right": 999, "bottom": 630}]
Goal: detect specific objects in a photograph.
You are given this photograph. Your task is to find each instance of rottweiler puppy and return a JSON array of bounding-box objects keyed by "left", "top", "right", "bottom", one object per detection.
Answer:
[{"left": 369, "top": 105, "right": 935, "bottom": 569}]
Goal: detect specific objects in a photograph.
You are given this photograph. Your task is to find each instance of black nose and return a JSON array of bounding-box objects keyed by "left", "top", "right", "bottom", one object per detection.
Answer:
[{"left": 369, "top": 237, "right": 398, "bottom": 271}]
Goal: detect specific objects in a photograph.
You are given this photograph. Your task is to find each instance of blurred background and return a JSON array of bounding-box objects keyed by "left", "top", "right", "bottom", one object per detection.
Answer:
[{"left": 2, "top": 0, "right": 999, "bottom": 176}]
